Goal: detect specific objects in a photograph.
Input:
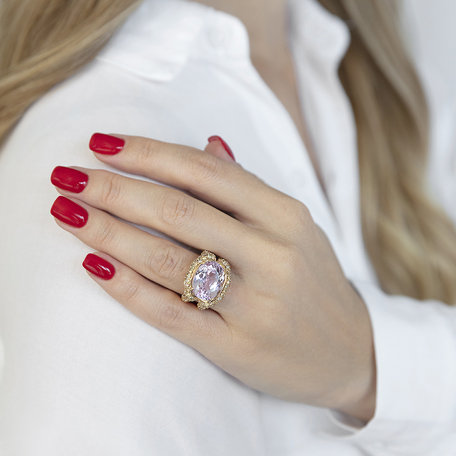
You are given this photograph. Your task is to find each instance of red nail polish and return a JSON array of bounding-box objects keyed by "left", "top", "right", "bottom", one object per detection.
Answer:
[
  {"left": 51, "top": 166, "right": 88, "bottom": 193},
  {"left": 50, "top": 196, "right": 88, "bottom": 228},
  {"left": 82, "top": 253, "right": 115, "bottom": 280},
  {"left": 208, "top": 135, "right": 236, "bottom": 161},
  {"left": 89, "top": 133, "right": 125, "bottom": 155}
]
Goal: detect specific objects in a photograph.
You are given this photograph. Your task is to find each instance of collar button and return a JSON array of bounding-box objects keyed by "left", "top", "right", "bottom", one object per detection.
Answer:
[{"left": 208, "top": 26, "right": 228, "bottom": 50}]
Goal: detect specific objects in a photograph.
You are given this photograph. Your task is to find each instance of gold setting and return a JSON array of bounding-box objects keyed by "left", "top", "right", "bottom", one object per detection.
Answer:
[{"left": 181, "top": 250, "right": 231, "bottom": 310}]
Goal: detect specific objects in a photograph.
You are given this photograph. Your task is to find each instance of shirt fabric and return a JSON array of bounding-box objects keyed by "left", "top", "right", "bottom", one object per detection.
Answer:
[{"left": 0, "top": 0, "right": 455, "bottom": 454}]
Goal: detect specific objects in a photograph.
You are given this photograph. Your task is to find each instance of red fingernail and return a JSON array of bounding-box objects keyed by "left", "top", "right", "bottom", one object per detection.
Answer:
[
  {"left": 51, "top": 166, "right": 88, "bottom": 193},
  {"left": 82, "top": 253, "right": 115, "bottom": 280},
  {"left": 89, "top": 133, "right": 125, "bottom": 155},
  {"left": 50, "top": 196, "right": 88, "bottom": 228},
  {"left": 208, "top": 135, "right": 236, "bottom": 161}
]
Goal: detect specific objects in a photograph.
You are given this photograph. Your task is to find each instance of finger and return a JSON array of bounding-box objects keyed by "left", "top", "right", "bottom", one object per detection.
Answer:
[
  {"left": 81, "top": 251, "right": 230, "bottom": 356},
  {"left": 205, "top": 136, "right": 235, "bottom": 162},
  {"left": 51, "top": 166, "right": 257, "bottom": 263},
  {"left": 88, "top": 132, "right": 293, "bottom": 229},
  {"left": 50, "top": 196, "right": 241, "bottom": 315}
]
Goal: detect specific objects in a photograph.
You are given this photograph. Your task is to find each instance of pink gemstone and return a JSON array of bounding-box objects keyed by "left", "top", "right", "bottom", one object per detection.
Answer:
[{"left": 192, "top": 261, "right": 225, "bottom": 302}]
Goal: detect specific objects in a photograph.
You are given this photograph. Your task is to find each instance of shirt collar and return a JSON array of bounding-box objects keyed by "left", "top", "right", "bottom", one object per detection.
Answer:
[
  {"left": 289, "top": 0, "right": 351, "bottom": 68},
  {"left": 95, "top": 0, "right": 351, "bottom": 80},
  {"left": 95, "top": 0, "right": 210, "bottom": 81}
]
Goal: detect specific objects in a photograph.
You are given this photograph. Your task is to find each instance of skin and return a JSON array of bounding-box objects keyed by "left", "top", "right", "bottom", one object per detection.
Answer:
[
  {"left": 51, "top": 133, "right": 377, "bottom": 423},
  {"left": 193, "top": 0, "right": 328, "bottom": 198}
]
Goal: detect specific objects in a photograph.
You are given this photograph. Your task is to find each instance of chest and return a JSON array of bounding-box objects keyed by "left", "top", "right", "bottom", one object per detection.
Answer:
[{"left": 250, "top": 51, "right": 330, "bottom": 202}]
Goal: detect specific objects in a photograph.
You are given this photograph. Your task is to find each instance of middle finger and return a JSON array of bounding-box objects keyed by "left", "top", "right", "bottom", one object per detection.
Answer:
[
  {"left": 51, "top": 166, "right": 257, "bottom": 263},
  {"left": 50, "top": 195, "right": 242, "bottom": 301}
]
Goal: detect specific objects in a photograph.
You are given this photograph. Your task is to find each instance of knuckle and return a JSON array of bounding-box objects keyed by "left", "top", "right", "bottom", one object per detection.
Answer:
[
  {"left": 275, "top": 196, "right": 313, "bottom": 237},
  {"left": 146, "top": 244, "right": 182, "bottom": 281},
  {"left": 291, "top": 199, "right": 312, "bottom": 222},
  {"left": 121, "top": 279, "right": 142, "bottom": 309},
  {"left": 160, "top": 193, "right": 195, "bottom": 227},
  {"left": 93, "top": 217, "right": 117, "bottom": 250},
  {"left": 135, "top": 137, "right": 159, "bottom": 166},
  {"left": 190, "top": 153, "right": 223, "bottom": 183},
  {"left": 100, "top": 172, "right": 123, "bottom": 207},
  {"left": 156, "top": 303, "right": 184, "bottom": 330}
]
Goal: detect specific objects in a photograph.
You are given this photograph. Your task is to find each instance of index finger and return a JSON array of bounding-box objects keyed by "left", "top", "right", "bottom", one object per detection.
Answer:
[{"left": 88, "top": 133, "right": 293, "bottom": 228}]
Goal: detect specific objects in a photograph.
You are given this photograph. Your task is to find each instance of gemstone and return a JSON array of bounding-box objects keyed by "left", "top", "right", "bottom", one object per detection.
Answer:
[{"left": 192, "top": 261, "right": 225, "bottom": 302}]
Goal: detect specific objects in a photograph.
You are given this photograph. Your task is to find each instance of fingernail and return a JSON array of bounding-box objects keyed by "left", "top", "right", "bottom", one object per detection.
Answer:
[
  {"left": 82, "top": 253, "right": 115, "bottom": 280},
  {"left": 51, "top": 166, "right": 88, "bottom": 193},
  {"left": 208, "top": 135, "right": 236, "bottom": 161},
  {"left": 50, "top": 196, "right": 88, "bottom": 228},
  {"left": 89, "top": 133, "right": 125, "bottom": 155}
]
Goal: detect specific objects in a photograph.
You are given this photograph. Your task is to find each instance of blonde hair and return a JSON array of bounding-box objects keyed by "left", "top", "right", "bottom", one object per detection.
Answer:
[
  {"left": 0, "top": 0, "right": 143, "bottom": 141},
  {"left": 319, "top": 0, "right": 456, "bottom": 304},
  {"left": 1, "top": 0, "right": 455, "bottom": 304}
]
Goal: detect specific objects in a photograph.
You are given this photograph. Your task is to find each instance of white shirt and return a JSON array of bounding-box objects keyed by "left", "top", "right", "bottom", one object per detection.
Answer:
[{"left": 1, "top": 0, "right": 455, "bottom": 454}]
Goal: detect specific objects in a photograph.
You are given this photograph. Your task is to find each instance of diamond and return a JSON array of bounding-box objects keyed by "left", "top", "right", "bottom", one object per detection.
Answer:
[{"left": 192, "top": 261, "right": 225, "bottom": 302}]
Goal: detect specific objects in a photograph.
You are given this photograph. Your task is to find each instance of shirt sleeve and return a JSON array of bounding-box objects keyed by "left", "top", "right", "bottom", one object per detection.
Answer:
[{"left": 319, "top": 279, "right": 456, "bottom": 454}]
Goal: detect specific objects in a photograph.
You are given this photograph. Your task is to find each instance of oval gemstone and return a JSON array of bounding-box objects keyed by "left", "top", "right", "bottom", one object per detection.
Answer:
[{"left": 192, "top": 261, "right": 225, "bottom": 302}]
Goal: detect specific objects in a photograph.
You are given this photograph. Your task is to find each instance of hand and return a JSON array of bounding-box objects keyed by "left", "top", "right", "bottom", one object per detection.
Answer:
[{"left": 50, "top": 133, "right": 377, "bottom": 422}]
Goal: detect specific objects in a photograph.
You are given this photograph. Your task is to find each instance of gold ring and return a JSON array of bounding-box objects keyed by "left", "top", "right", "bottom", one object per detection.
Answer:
[{"left": 181, "top": 250, "right": 232, "bottom": 310}]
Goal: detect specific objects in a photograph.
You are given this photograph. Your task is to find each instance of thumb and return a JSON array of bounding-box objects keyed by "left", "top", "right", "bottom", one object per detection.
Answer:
[{"left": 205, "top": 135, "right": 236, "bottom": 162}]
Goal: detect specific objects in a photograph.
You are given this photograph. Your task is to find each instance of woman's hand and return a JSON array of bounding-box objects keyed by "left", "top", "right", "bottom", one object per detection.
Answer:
[{"left": 50, "top": 133, "right": 376, "bottom": 423}]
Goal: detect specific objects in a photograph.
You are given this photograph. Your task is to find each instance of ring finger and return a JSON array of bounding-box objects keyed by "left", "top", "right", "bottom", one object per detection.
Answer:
[{"left": 50, "top": 195, "right": 239, "bottom": 311}]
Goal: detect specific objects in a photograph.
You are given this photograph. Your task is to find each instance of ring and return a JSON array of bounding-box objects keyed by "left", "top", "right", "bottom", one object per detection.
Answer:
[{"left": 181, "top": 250, "right": 232, "bottom": 310}]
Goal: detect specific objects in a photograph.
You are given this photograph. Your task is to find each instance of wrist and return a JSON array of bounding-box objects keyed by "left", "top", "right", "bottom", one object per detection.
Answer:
[
  {"left": 335, "top": 360, "right": 377, "bottom": 423},
  {"left": 332, "top": 285, "right": 377, "bottom": 423}
]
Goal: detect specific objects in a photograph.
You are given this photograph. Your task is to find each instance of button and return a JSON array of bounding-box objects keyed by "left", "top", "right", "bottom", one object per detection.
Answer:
[
  {"left": 204, "top": 10, "right": 249, "bottom": 58},
  {"left": 208, "top": 25, "right": 228, "bottom": 49}
]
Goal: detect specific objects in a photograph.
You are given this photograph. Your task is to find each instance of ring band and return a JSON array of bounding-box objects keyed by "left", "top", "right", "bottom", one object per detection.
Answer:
[{"left": 181, "top": 250, "right": 231, "bottom": 310}]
